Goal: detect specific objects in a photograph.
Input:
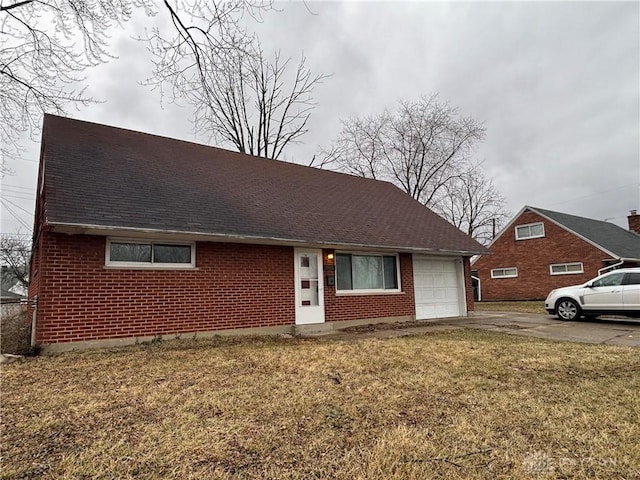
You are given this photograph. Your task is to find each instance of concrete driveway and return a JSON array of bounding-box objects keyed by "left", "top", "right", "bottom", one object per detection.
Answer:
[
  {"left": 435, "top": 311, "right": 640, "bottom": 347},
  {"left": 315, "top": 311, "right": 640, "bottom": 347}
]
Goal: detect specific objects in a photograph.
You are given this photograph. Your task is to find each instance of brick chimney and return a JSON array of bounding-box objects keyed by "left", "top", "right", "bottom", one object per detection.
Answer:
[{"left": 628, "top": 210, "right": 640, "bottom": 234}]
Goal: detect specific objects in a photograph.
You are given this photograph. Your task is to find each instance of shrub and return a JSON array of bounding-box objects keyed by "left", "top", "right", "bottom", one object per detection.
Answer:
[{"left": 1, "top": 308, "right": 32, "bottom": 355}]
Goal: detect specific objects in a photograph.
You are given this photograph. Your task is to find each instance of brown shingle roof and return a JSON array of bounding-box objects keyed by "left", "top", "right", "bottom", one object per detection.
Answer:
[{"left": 40, "top": 115, "right": 487, "bottom": 255}]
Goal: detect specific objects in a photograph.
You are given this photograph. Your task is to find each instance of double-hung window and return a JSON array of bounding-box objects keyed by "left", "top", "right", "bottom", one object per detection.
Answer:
[
  {"left": 491, "top": 267, "right": 518, "bottom": 279},
  {"left": 515, "top": 222, "right": 545, "bottom": 240},
  {"left": 336, "top": 253, "right": 400, "bottom": 292},
  {"left": 106, "top": 239, "right": 195, "bottom": 268},
  {"left": 550, "top": 262, "right": 583, "bottom": 275}
]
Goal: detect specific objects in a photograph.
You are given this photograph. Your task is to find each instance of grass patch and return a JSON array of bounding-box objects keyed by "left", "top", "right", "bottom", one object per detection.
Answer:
[
  {"left": 2, "top": 331, "right": 639, "bottom": 479},
  {"left": 476, "top": 301, "right": 546, "bottom": 314}
]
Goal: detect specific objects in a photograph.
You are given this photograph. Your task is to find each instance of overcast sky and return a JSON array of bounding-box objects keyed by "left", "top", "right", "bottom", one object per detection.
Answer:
[{"left": 2, "top": 1, "right": 639, "bottom": 236}]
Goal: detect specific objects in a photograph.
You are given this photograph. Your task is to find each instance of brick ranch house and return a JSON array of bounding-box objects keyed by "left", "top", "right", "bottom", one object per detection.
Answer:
[
  {"left": 28, "top": 115, "right": 488, "bottom": 351},
  {"left": 472, "top": 206, "right": 640, "bottom": 301}
]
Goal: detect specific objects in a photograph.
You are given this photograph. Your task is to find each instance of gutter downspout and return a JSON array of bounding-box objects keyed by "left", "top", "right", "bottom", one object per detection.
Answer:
[
  {"left": 598, "top": 259, "right": 625, "bottom": 276},
  {"left": 30, "top": 296, "right": 38, "bottom": 348}
]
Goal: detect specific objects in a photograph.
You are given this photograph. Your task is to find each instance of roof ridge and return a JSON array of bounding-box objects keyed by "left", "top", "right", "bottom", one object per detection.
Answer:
[
  {"left": 42, "top": 114, "right": 398, "bottom": 189},
  {"left": 529, "top": 205, "right": 632, "bottom": 232}
]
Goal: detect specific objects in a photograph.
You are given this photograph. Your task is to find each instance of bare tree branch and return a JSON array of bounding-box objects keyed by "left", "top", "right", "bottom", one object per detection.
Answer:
[
  {"left": 145, "top": 30, "right": 327, "bottom": 159},
  {"left": 431, "top": 161, "right": 510, "bottom": 244},
  {"left": 321, "top": 94, "right": 486, "bottom": 205},
  {"left": 318, "top": 95, "right": 507, "bottom": 242},
  {"left": 1, "top": 232, "right": 31, "bottom": 289},
  {"left": 0, "top": 0, "right": 159, "bottom": 171},
  {"left": 1, "top": 0, "right": 272, "bottom": 173}
]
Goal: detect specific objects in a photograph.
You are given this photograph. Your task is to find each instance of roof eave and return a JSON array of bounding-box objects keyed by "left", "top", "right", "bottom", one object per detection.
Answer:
[{"left": 48, "top": 222, "right": 486, "bottom": 257}]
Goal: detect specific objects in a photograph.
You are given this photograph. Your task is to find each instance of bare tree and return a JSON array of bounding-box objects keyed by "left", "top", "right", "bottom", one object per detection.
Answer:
[
  {"left": 431, "top": 162, "right": 510, "bottom": 244},
  {"left": 315, "top": 114, "right": 386, "bottom": 176},
  {"left": 146, "top": 34, "right": 326, "bottom": 159},
  {"left": 0, "top": 0, "right": 271, "bottom": 171},
  {"left": 317, "top": 95, "right": 509, "bottom": 241},
  {"left": 320, "top": 94, "right": 486, "bottom": 205},
  {"left": 0, "top": 233, "right": 31, "bottom": 290},
  {"left": 1, "top": 0, "right": 147, "bottom": 170}
]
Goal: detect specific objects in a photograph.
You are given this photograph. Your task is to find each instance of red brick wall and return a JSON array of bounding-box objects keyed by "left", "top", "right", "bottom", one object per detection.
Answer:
[
  {"left": 323, "top": 252, "right": 415, "bottom": 322},
  {"left": 628, "top": 213, "right": 640, "bottom": 234},
  {"left": 463, "top": 257, "right": 474, "bottom": 312},
  {"left": 33, "top": 233, "right": 477, "bottom": 344},
  {"left": 34, "top": 233, "right": 296, "bottom": 344},
  {"left": 34, "top": 235, "right": 429, "bottom": 345},
  {"left": 27, "top": 231, "right": 43, "bottom": 322},
  {"left": 473, "top": 211, "right": 610, "bottom": 301}
]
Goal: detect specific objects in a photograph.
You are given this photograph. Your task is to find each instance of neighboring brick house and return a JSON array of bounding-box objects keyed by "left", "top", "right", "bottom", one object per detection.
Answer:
[
  {"left": 28, "top": 115, "right": 487, "bottom": 351},
  {"left": 472, "top": 206, "right": 640, "bottom": 301}
]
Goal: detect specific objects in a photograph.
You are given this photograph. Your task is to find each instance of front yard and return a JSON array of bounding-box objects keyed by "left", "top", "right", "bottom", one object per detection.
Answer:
[
  {"left": 2, "top": 331, "right": 639, "bottom": 479},
  {"left": 475, "top": 301, "right": 546, "bottom": 314}
]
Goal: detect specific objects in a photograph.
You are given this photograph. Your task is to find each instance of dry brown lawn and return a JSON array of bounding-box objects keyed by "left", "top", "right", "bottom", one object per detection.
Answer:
[
  {"left": 2, "top": 331, "right": 639, "bottom": 479},
  {"left": 476, "top": 301, "right": 547, "bottom": 314}
]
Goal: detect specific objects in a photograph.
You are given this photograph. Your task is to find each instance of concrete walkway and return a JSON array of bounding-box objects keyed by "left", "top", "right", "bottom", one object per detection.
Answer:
[{"left": 307, "top": 312, "right": 640, "bottom": 347}]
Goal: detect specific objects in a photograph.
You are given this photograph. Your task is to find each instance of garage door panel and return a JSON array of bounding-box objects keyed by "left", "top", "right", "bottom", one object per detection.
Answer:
[
  {"left": 416, "top": 305, "right": 437, "bottom": 319},
  {"left": 415, "top": 288, "right": 435, "bottom": 301},
  {"left": 415, "top": 276, "right": 435, "bottom": 287},
  {"left": 413, "top": 256, "right": 462, "bottom": 320}
]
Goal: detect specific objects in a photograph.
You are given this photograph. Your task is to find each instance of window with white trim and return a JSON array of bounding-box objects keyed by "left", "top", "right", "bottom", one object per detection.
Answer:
[
  {"left": 550, "top": 262, "right": 584, "bottom": 275},
  {"left": 491, "top": 267, "right": 518, "bottom": 278},
  {"left": 515, "top": 222, "right": 545, "bottom": 240},
  {"left": 106, "top": 239, "right": 195, "bottom": 268},
  {"left": 335, "top": 253, "right": 400, "bottom": 292}
]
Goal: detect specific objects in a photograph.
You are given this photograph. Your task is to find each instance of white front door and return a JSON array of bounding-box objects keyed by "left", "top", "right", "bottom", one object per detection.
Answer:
[{"left": 294, "top": 249, "right": 325, "bottom": 325}]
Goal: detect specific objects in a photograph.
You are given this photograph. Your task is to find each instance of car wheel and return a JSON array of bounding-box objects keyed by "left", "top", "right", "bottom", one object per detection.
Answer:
[{"left": 556, "top": 298, "right": 580, "bottom": 321}]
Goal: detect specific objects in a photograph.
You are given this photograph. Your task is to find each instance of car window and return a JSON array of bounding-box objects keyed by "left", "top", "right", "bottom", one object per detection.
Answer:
[
  {"left": 591, "top": 272, "right": 625, "bottom": 287},
  {"left": 624, "top": 273, "right": 640, "bottom": 285}
]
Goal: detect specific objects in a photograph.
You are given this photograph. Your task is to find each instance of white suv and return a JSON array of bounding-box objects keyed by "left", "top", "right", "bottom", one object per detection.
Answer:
[{"left": 545, "top": 268, "right": 640, "bottom": 321}]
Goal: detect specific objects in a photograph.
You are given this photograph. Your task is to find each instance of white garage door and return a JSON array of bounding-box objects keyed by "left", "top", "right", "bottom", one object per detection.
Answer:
[{"left": 413, "top": 256, "right": 463, "bottom": 319}]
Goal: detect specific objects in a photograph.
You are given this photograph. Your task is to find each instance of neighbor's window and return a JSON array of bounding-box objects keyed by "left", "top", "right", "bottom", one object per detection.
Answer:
[
  {"left": 550, "top": 262, "right": 584, "bottom": 275},
  {"left": 106, "top": 239, "right": 195, "bottom": 268},
  {"left": 491, "top": 267, "right": 518, "bottom": 278},
  {"left": 515, "top": 222, "right": 545, "bottom": 240},
  {"left": 336, "top": 253, "right": 399, "bottom": 292}
]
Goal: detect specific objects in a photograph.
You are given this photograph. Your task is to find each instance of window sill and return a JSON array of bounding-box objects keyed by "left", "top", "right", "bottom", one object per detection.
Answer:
[
  {"left": 550, "top": 272, "right": 583, "bottom": 276},
  {"left": 515, "top": 235, "right": 545, "bottom": 241},
  {"left": 335, "top": 290, "right": 404, "bottom": 296},
  {"left": 104, "top": 265, "right": 198, "bottom": 271}
]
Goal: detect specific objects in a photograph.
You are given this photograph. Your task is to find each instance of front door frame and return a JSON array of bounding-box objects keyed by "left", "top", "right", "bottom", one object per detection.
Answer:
[{"left": 294, "top": 248, "right": 325, "bottom": 325}]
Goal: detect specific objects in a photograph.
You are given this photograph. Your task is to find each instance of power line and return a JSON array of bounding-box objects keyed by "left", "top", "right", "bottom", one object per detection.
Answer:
[
  {"left": 2, "top": 183, "right": 34, "bottom": 191},
  {"left": 1, "top": 201, "right": 32, "bottom": 231},
  {"left": 1, "top": 197, "right": 33, "bottom": 217},
  {"left": 548, "top": 183, "right": 639, "bottom": 208},
  {"left": 2, "top": 187, "right": 32, "bottom": 197},
  {"left": 0, "top": 193, "right": 35, "bottom": 201},
  {"left": 1, "top": 200, "right": 32, "bottom": 232},
  {"left": 10, "top": 158, "right": 38, "bottom": 164},
  {"left": 2, "top": 187, "right": 35, "bottom": 196}
]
